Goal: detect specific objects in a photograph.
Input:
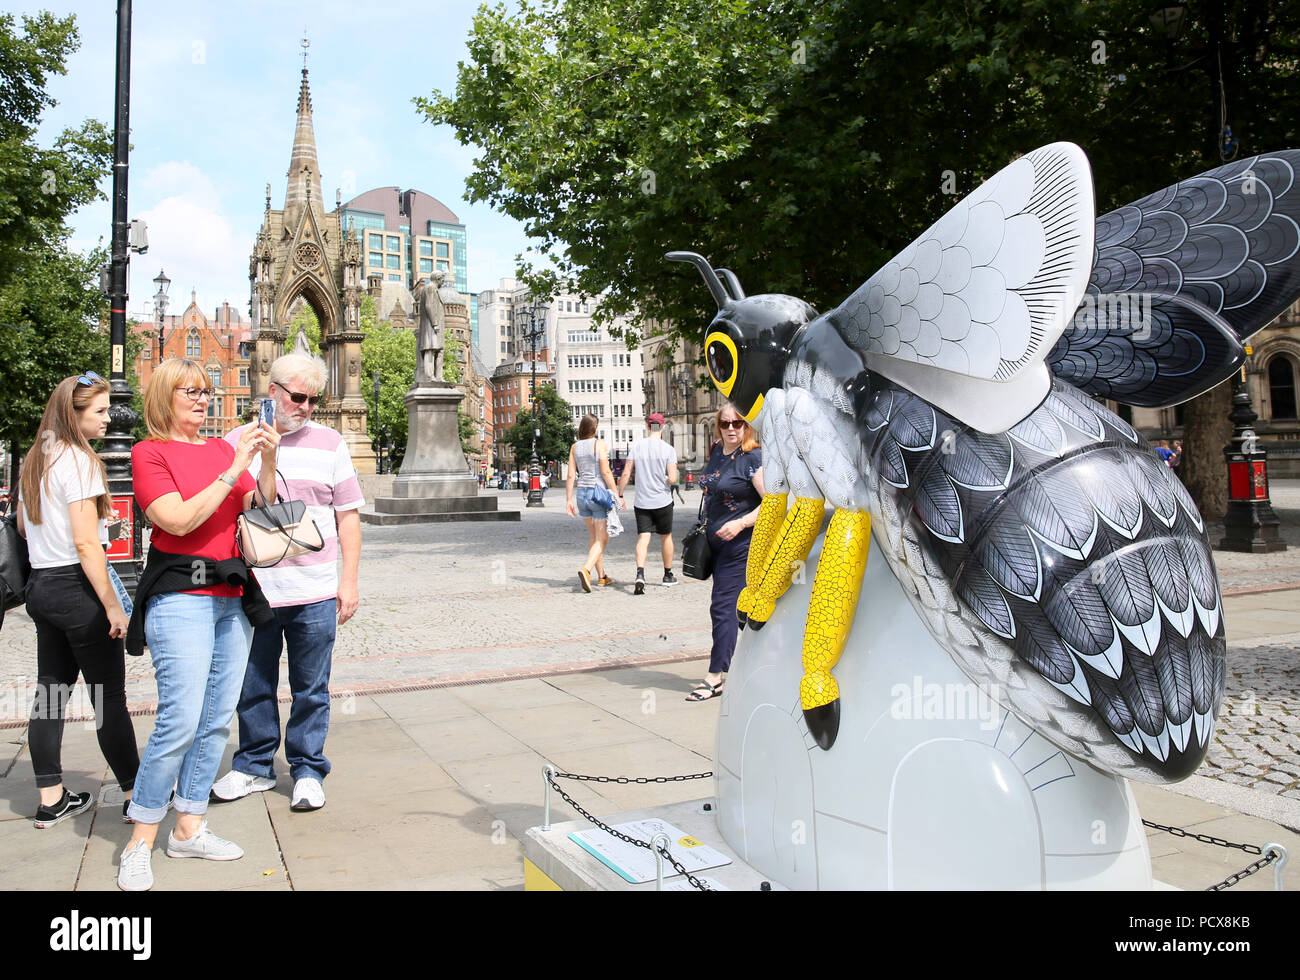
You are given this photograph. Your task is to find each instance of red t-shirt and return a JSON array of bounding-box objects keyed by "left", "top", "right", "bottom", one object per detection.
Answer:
[{"left": 132, "top": 439, "right": 255, "bottom": 597}]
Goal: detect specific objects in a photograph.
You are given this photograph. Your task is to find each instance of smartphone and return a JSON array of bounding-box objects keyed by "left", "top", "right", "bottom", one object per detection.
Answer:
[{"left": 258, "top": 397, "right": 276, "bottom": 427}]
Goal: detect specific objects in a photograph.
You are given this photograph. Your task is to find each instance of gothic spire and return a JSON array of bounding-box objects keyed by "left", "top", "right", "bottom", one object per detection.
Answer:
[{"left": 283, "top": 51, "right": 324, "bottom": 230}]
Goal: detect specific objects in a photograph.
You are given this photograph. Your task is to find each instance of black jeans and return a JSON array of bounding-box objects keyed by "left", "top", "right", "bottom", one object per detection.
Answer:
[{"left": 26, "top": 564, "right": 139, "bottom": 790}]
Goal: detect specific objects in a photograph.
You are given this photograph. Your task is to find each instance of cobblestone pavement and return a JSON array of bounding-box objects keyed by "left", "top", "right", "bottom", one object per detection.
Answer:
[{"left": 2, "top": 483, "right": 1297, "bottom": 805}]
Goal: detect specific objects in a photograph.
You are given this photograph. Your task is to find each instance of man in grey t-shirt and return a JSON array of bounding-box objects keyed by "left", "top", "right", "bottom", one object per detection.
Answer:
[{"left": 618, "top": 414, "right": 679, "bottom": 595}]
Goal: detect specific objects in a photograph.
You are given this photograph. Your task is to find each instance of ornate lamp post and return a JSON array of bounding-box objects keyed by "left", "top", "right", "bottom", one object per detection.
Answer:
[
  {"left": 522, "top": 301, "right": 549, "bottom": 508},
  {"left": 1220, "top": 346, "right": 1286, "bottom": 552},
  {"left": 152, "top": 268, "right": 170, "bottom": 363}
]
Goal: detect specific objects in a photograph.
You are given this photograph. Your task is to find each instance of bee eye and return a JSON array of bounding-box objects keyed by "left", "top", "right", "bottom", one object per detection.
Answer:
[{"left": 708, "top": 341, "right": 734, "bottom": 383}]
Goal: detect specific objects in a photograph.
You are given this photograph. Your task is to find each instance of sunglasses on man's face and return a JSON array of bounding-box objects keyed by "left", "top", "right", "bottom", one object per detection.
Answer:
[
  {"left": 76, "top": 370, "right": 105, "bottom": 386},
  {"left": 719, "top": 419, "right": 745, "bottom": 430},
  {"left": 273, "top": 384, "right": 322, "bottom": 406}
]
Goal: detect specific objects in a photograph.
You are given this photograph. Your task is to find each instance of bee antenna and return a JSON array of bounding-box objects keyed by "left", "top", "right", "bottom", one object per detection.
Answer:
[
  {"left": 665, "top": 251, "right": 730, "bottom": 309},
  {"left": 715, "top": 268, "right": 745, "bottom": 300}
]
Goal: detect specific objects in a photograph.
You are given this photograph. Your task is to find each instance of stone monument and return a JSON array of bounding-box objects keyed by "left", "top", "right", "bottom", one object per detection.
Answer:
[{"left": 364, "top": 277, "right": 516, "bottom": 524}]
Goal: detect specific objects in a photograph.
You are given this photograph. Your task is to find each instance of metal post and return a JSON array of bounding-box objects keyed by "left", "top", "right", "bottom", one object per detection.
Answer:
[
  {"left": 1266, "top": 843, "right": 1288, "bottom": 891},
  {"left": 651, "top": 832, "right": 671, "bottom": 891},
  {"left": 1219, "top": 356, "right": 1285, "bottom": 552},
  {"left": 542, "top": 764, "right": 556, "bottom": 831},
  {"left": 526, "top": 304, "right": 545, "bottom": 507},
  {"left": 102, "top": 0, "right": 142, "bottom": 593}
]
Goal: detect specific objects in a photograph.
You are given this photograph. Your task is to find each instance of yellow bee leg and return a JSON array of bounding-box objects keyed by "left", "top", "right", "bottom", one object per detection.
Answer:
[
  {"left": 737, "top": 493, "right": 788, "bottom": 623},
  {"left": 800, "top": 508, "right": 872, "bottom": 751},
  {"left": 745, "top": 497, "right": 824, "bottom": 630}
]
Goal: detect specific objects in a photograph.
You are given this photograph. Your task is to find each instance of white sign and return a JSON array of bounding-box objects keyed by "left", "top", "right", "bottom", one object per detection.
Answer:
[{"left": 569, "top": 819, "right": 732, "bottom": 884}]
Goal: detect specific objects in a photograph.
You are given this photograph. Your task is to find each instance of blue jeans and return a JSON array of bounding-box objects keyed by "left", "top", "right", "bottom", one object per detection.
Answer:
[
  {"left": 127, "top": 593, "right": 253, "bottom": 823},
  {"left": 233, "top": 599, "right": 336, "bottom": 782}
]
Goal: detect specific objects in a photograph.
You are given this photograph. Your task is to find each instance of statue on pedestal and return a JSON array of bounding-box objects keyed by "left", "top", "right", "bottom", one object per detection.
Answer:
[{"left": 415, "top": 271, "right": 447, "bottom": 385}]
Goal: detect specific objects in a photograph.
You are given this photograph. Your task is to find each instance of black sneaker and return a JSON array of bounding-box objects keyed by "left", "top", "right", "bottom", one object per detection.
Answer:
[
  {"left": 634, "top": 579, "right": 645, "bottom": 595},
  {"left": 662, "top": 570, "right": 679, "bottom": 587},
  {"left": 34, "top": 789, "right": 93, "bottom": 829}
]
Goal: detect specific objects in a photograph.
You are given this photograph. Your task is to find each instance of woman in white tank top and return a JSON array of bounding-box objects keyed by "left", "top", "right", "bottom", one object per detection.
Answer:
[{"left": 565, "top": 413, "right": 624, "bottom": 591}]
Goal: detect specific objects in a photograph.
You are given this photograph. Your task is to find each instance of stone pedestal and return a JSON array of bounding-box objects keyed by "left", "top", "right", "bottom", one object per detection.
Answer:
[{"left": 364, "top": 383, "right": 517, "bottom": 524}]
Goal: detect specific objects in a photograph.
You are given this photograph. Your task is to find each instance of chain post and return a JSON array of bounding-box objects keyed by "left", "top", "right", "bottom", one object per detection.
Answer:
[
  {"left": 543, "top": 764, "right": 557, "bottom": 831},
  {"left": 1266, "top": 843, "right": 1287, "bottom": 891},
  {"left": 651, "top": 832, "right": 671, "bottom": 892}
]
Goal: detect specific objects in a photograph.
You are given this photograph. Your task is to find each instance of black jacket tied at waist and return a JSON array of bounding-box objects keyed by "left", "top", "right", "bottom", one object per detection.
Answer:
[{"left": 126, "top": 547, "right": 273, "bottom": 656}]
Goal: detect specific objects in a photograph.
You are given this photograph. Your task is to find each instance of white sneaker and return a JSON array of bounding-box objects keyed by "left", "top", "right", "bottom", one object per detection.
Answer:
[
  {"left": 290, "top": 776, "right": 325, "bottom": 812},
  {"left": 166, "top": 821, "right": 244, "bottom": 861},
  {"left": 117, "top": 841, "right": 153, "bottom": 891},
  {"left": 209, "top": 770, "right": 275, "bottom": 802}
]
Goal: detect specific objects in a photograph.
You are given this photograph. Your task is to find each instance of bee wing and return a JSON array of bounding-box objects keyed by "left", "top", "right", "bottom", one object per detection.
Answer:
[
  {"left": 828, "top": 143, "right": 1095, "bottom": 434},
  {"left": 1048, "top": 150, "right": 1300, "bottom": 407}
]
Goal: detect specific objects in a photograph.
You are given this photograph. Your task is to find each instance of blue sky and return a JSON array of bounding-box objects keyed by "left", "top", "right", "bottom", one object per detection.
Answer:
[{"left": 19, "top": 0, "right": 535, "bottom": 320}]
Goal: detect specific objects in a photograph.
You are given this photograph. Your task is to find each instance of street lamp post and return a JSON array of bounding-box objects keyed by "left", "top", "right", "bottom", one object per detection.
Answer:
[
  {"left": 371, "top": 371, "right": 385, "bottom": 474},
  {"left": 1219, "top": 347, "right": 1285, "bottom": 552},
  {"left": 675, "top": 370, "right": 695, "bottom": 464},
  {"left": 101, "top": 0, "right": 144, "bottom": 592},
  {"left": 522, "top": 301, "right": 548, "bottom": 508},
  {"left": 152, "top": 268, "right": 170, "bottom": 362}
]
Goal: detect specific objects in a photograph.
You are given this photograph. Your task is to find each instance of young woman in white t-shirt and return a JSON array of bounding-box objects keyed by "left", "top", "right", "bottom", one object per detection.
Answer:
[{"left": 16, "top": 373, "right": 139, "bottom": 828}]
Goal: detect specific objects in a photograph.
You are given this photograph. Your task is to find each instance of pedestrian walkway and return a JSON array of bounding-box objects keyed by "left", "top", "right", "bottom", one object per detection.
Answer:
[{"left": 1, "top": 483, "right": 1297, "bottom": 889}]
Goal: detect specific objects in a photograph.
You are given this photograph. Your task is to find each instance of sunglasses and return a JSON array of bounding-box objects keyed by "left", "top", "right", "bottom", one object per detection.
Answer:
[
  {"left": 718, "top": 418, "right": 746, "bottom": 430},
  {"left": 272, "top": 383, "right": 322, "bottom": 406},
  {"left": 76, "top": 370, "right": 105, "bottom": 386},
  {"left": 175, "top": 386, "right": 214, "bottom": 401}
]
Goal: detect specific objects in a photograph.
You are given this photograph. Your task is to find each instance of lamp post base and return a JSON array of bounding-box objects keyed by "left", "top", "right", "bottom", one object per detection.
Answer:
[{"left": 1219, "top": 500, "right": 1286, "bottom": 552}]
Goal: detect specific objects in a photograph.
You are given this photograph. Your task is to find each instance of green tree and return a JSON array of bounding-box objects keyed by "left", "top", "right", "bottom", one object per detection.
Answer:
[
  {"left": 421, "top": 0, "right": 1300, "bottom": 519},
  {"left": 503, "top": 382, "right": 576, "bottom": 468},
  {"left": 443, "top": 332, "right": 463, "bottom": 384},
  {"left": 359, "top": 295, "right": 415, "bottom": 468},
  {"left": 284, "top": 300, "right": 322, "bottom": 355},
  {"left": 0, "top": 12, "right": 113, "bottom": 477}
]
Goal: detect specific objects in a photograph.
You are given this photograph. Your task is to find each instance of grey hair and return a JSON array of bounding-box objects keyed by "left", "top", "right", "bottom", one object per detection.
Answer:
[{"left": 270, "top": 352, "right": 327, "bottom": 392}]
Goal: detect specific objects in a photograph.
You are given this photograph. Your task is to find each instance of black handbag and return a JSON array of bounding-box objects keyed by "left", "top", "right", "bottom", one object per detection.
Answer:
[
  {"left": 0, "top": 512, "right": 31, "bottom": 629},
  {"left": 681, "top": 494, "right": 714, "bottom": 580}
]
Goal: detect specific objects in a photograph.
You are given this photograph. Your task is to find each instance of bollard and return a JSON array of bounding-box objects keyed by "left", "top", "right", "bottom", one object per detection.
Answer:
[{"left": 650, "top": 832, "right": 671, "bottom": 891}]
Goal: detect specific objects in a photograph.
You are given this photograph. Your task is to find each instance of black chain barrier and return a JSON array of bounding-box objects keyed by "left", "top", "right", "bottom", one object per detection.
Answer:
[
  {"left": 1142, "top": 819, "right": 1282, "bottom": 891},
  {"left": 548, "top": 770, "right": 715, "bottom": 891}
]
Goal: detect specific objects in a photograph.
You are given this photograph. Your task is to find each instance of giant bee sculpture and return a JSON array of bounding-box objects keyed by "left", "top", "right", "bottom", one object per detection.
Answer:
[{"left": 669, "top": 142, "right": 1300, "bottom": 783}]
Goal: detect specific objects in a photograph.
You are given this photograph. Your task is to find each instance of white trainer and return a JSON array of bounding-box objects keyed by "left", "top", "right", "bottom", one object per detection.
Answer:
[
  {"left": 166, "top": 821, "right": 244, "bottom": 861},
  {"left": 209, "top": 770, "right": 275, "bottom": 802},
  {"left": 290, "top": 777, "right": 325, "bottom": 812},
  {"left": 117, "top": 841, "right": 154, "bottom": 891}
]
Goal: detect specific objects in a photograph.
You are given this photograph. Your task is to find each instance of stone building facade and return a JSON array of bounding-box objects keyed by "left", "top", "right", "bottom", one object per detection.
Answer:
[
  {"left": 640, "top": 322, "right": 722, "bottom": 472},
  {"left": 131, "top": 296, "right": 252, "bottom": 438}
]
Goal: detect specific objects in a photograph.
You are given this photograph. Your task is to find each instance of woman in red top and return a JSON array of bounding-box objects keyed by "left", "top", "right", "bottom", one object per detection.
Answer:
[{"left": 117, "top": 358, "right": 279, "bottom": 891}]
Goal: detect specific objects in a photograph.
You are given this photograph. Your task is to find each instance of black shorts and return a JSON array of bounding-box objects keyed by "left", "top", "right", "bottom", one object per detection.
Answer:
[{"left": 635, "top": 504, "right": 674, "bottom": 536}]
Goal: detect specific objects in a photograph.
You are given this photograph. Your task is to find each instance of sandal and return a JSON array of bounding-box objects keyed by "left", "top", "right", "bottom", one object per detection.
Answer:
[{"left": 685, "top": 681, "right": 724, "bottom": 702}]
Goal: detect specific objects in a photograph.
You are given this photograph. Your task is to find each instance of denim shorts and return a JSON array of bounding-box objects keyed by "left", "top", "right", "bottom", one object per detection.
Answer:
[{"left": 575, "top": 487, "right": 607, "bottom": 519}]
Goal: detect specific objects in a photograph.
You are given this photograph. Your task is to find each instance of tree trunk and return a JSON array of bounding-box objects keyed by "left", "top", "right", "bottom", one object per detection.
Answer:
[{"left": 1179, "top": 379, "right": 1234, "bottom": 524}]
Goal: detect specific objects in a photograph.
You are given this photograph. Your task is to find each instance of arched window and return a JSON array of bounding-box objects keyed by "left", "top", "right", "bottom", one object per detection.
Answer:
[
  {"left": 1269, "top": 356, "right": 1297, "bottom": 420},
  {"left": 186, "top": 329, "right": 200, "bottom": 358}
]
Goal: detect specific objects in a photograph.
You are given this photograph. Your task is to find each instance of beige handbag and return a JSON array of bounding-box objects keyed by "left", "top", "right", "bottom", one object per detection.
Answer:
[{"left": 236, "top": 471, "right": 325, "bottom": 568}]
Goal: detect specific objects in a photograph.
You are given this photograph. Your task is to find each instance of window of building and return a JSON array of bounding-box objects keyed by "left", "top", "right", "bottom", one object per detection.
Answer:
[
  {"left": 186, "top": 330, "right": 200, "bottom": 358},
  {"left": 369, "top": 252, "right": 383, "bottom": 267},
  {"left": 436, "top": 242, "right": 450, "bottom": 258},
  {"left": 388, "top": 274, "right": 401, "bottom": 282},
  {"left": 419, "top": 240, "right": 433, "bottom": 256},
  {"left": 235, "top": 397, "right": 249, "bottom": 418},
  {"left": 208, "top": 367, "right": 221, "bottom": 389},
  {"left": 386, "top": 254, "right": 400, "bottom": 270},
  {"left": 436, "top": 260, "right": 450, "bottom": 273},
  {"left": 1269, "top": 356, "right": 1298, "bottom": 419},
  {"left": 369, "top": 234, "right": 383, "bottom": 250},
  {"left": 239, "top": 367, "right": 248, "bottom": 387},
  {"left": 419, "top": 257, "right": 433, "bottom": 274},
  {"left": 386, "top": 235, "right": 401, "bottom": 252}
]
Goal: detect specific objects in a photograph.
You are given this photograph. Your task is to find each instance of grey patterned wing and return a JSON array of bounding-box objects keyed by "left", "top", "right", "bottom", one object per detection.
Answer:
[{"left": 1049, "top": 150, "right": 1300, "bottom": 406}]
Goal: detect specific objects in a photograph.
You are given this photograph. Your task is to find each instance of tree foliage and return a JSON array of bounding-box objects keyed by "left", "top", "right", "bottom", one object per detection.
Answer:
[
  {"left": 423, "top": 0, "right": 1300, "bottom": 518},
  {"left": 360, "top": 294, "right": 415, "bottom": 467},
  {"left": 503, "top": 382, "right": 576, "bottom": 467},
  {"left": 0, "top": 12, "right": 113, "bottom": 462}
]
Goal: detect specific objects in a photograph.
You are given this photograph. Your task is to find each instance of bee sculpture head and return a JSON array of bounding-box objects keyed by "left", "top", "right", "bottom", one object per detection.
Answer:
[{"left": 667, "top": 251, "right": 817, "bottom": 423}]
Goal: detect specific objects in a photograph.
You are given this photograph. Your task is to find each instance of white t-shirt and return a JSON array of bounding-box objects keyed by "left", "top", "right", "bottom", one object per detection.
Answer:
[
  {"left": 20, "top": 445, "right": 110, "bottom": 568},
  {"left": 629, "top": 437, "right": 678, "bottom": 509}
]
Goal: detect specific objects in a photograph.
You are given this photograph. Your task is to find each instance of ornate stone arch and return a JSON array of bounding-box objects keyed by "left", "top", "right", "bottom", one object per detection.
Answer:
[{"left": 1251, "top": 336, "right": 1300, "bottom": 421}]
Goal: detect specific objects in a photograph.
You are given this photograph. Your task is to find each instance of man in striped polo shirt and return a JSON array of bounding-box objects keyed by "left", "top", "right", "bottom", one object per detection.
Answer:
[{"left": 211, "top": 353, "right": 363, "bottom": 812}]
